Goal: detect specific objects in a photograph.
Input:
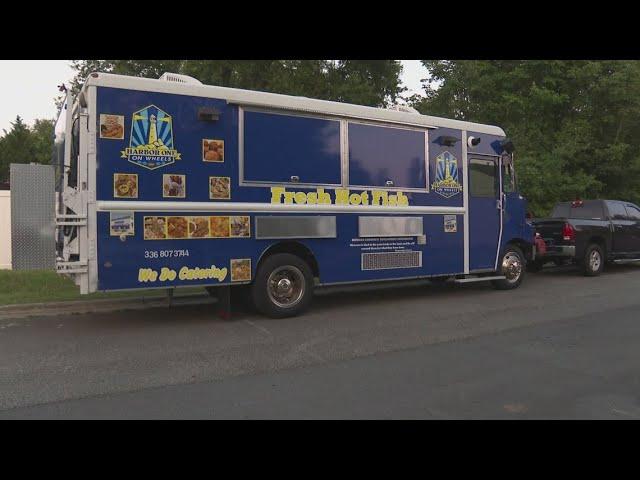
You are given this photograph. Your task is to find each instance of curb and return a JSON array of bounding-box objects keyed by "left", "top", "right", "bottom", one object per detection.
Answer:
[{"left": 0, "top": 293, "right": 215, "bottom": 320}]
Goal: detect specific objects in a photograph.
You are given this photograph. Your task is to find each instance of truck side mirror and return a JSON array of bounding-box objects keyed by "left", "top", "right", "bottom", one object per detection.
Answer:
[{"left": 500, "top": 139, "right": 515, "bottom": 153}]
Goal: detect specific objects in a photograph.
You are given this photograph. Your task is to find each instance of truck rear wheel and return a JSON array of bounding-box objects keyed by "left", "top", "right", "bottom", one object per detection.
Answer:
[
  {"left": 492, "top": 245, "right": 525, "bottom": 290},
  {"left": 251, "top": 253, "right": 314, "bottom": 318},
  {"left": 581, "top": 244, "right": 604, "bottom": 276}
]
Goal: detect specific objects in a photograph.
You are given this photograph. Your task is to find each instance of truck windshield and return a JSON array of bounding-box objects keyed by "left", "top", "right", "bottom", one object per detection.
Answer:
[{"left": 551, "top": 201, "right": 604, "bottom": 220}]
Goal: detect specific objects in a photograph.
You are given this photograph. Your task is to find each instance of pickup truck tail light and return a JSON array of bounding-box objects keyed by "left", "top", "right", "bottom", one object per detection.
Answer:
[{"left": 562, "top": 222, "right": 576, "bottom": 242}]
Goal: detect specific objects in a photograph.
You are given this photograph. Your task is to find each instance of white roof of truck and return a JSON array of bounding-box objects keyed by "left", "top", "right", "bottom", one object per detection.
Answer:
[{"left": 83, "top": 72, "right": 506, "bottom": 136}]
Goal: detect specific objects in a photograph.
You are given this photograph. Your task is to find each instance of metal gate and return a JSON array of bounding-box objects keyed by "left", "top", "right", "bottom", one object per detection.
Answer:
[{"left": 10, "top": 163, "right": 56, "bottom": 270}]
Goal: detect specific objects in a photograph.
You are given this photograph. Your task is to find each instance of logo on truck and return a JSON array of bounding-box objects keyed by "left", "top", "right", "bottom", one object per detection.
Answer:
[
  {"left": 432, "top": 151, "right": 463, "bottom": 198},
  {"left": 121, "top": 105, "right": 182, "bottom": 170}
]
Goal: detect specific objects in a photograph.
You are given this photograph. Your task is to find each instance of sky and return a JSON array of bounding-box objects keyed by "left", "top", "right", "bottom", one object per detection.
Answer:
[
  {"left": 0, "top": 60, "right": 427, "bottom": 133},
  {"left": 400, "top": 60, "right": 428, "bottom": 97},
  {"left": 0, "top": 60, "right": 76, "bottom": 132}
]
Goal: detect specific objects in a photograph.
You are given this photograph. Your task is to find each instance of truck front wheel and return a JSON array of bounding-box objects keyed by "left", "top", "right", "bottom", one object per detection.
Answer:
[
  {"left": 581, "top": 244, "right": 604, "bottom": 276},
  {"left": 492, "top": 245, "right": 525, "bottom": 290},
  {"left": 251, "top": 253, "right": 314, "bottom": 318}
]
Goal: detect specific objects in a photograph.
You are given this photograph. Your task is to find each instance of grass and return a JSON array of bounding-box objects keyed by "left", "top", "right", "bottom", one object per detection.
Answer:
[{"left": 0, "top": 269, "right": 205, "bottom": 306}]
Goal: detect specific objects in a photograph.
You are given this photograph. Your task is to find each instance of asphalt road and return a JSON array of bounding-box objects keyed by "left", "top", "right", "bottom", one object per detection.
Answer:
[{"left": 1, "top": 263, "right": 640, "bottom": 419}]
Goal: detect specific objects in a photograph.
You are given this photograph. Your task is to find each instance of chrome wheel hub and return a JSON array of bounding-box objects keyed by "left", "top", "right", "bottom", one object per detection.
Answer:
[
  {"left": 502, "top": 252, "right": 522, "bottom": 282},
  {"left": 276, "top": 278, "right": 293, "bottom": 296},
  {"left": 590, "top": 250, "right": 601, "bottom": 271},
  {"left": 267, "top": 266, "right": 305, "bottom": 308}
]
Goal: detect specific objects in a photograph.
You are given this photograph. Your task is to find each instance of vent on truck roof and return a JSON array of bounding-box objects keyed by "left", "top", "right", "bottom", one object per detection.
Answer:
[
  {"left": 158, "top": 72, "right": 202, "bottom": 85},
  {"left": 386, "top": 105, "right": 420, "bottom": 114}
]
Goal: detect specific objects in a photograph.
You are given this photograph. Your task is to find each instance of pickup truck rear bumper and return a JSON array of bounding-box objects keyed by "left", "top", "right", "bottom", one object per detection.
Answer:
[{"left": 538, "top": 245, "right": 576, "bottom": 258}]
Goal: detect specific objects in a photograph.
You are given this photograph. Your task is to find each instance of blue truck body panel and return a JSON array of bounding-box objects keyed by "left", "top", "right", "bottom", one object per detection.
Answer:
[{"left": 93, "top": 84, "right": 532, "bottom": 292}]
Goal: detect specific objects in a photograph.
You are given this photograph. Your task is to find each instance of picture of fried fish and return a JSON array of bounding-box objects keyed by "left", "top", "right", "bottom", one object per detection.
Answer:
[
  {"left": 209, "top": 176, "right": 230, "bottom": 199},
  {"left": 209, "top": 216, "right": 230, "bottom": 238},
  {"left": 203, "top": 139, "right": 224, "bottom": 162},
  {"left": 230, "top": 258, "right": 251, "bottom": 282},
  {"left": 100, "top": 114, "right": 124, "bottom": 139},
  {"left": 189, "top": 216, "right": 210, "bottom": 238},
  {"left": 167, "top": 216, "right": 188, "bottom": 239},
  {"left": 144, "top": 216, "right": 166, "bottom": 240}
]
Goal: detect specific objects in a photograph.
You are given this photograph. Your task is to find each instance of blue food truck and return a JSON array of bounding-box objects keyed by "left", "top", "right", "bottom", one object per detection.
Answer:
[{"left": 55, "top": 72, "right": 534, "bottom": 317}]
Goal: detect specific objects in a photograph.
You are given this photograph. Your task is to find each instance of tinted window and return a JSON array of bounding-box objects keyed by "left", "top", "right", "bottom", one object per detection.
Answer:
[
  {"left": 625, "top": 204, "right": 640, "bottom": 221},
  {"left": 469, "top": 159, "right": 497, "bottom": 197},
  {"left": 607, "top": 202, "right": 629, "bottom": 220},
  {"left": 348, "top": 123, "right": 426, "bottom": 189},
  {"left": 570, "top": 201, "right": 604, "bottom": 220},
  {"left": 243, "top": 111, "right": 341, "bottom": 185}
]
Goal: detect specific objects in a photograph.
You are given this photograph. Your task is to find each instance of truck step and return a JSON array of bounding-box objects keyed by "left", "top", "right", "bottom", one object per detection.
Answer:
[
  {"left": 454, "top": 275, "right": 506, "bottom": 283},
  {"left": 613, "top": 258, "right": 640, "bottom": 264},
  {"left": 56, "top": 260, "right": 88, "bottom": 274},
  {"left": 56, "top": 214, "right": 87, "bottom": 226}
]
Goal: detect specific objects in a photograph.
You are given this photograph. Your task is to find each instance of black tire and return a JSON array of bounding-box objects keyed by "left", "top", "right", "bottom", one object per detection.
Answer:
[
  {"left": 581, "top": 244, "right": 604, "bottom": 276},
  {"left": 492, "top": 245, "right": 526, "bottom": 290},
  {"left": 527, "top": 259, "right": 544, "bottom": 273},
  {"left": 251, "top": 253, "right": 314, "bottom": 318}
]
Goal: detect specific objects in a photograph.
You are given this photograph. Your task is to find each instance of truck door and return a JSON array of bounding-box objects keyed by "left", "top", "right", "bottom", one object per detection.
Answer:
[
  {"left": 468, "top": 156, "right": 502, "bottom": 271},
  {"left": 623, "top": 204, "right": 640, "bottom": 254},
  {"left": 607, "top": 201, "right": 634, "bottom": 253}
]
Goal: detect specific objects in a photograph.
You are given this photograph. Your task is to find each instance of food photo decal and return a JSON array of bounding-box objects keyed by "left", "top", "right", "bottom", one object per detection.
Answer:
[
  {"left": 203, "top": 139, "right": 224, "bottom": 162},
  {"left": 167, "top": 216, "right": 189, "bottom": 239},
  {"left": 230, "top": 216, "right": 250, "bottom": 237},
  {"left": 210, "top": 176, "right": 231, "bottom": 199},
  {"left": 188, "top": 216, "right": 210, "bottom": 238},
  {"left": 163, "top": 174, "right": 186, "bottom": 198},
  {"left": 210, "top": 216, "right": 231, "bottom": 237},
  {"left": 142, "top": 215, "right": 251, "bottom": 240},
  {"left": 230, "top": 259, "right": 251, "bottom": 282},
  {"left": 144, "top": 216, "right": 167, "bottom": 240},
  {"left": 100, "top": 114, "right": 125, "bottom": 139},
  {"left": 113, "top": 173, "right": 138, "bottom": 198}
]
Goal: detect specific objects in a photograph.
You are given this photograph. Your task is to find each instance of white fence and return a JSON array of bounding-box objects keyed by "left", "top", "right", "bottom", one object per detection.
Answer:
[{"left": 0, "top": 190, "right": 11, "bottom": 269}]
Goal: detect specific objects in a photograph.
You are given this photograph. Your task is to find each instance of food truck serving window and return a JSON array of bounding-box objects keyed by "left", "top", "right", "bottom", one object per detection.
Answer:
[
  {"left": 242, "top": 110, "right": 341, "bottom": 185},
  {"left": 348, "top": 122, "right": 427, "bottom": 190}
]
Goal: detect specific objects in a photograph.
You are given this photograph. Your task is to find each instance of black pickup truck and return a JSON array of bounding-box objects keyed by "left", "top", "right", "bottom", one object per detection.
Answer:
[{"left": 530, "top": 199, "right": 640, "bottom": 275}]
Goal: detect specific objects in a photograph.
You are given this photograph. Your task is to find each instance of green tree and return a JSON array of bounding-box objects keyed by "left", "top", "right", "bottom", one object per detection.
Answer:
[
  {"left": 0, "top": 116, "right": 33, "bottom": 183},
  {"left": 411, "top": 60, "right": 640, "bottom": 215},
  {"left": 68, "top": 60, "right": 405, "bottom": 107},
  {"left": 0, "top": 116, "right": 55, "bottom": 183},
  {"left": 31, "top": 119, "right": 55, "bottom": 165}
]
